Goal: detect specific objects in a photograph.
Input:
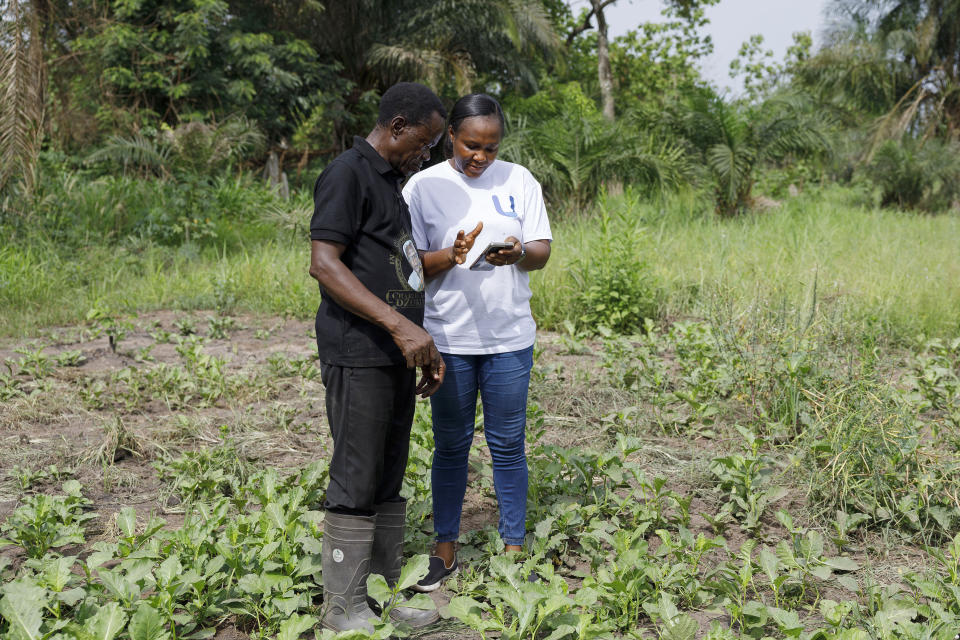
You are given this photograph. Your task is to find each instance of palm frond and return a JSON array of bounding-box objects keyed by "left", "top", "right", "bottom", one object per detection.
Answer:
[
  {"left": 86, "top": 135, "right": 172, "bottom": 177},
  {"left": 0, "top": 0, "right": 45, "bottom": 197},
  {"left": 366, "top": 41, "right": 475, "bottom": 91},
  {"left": 866, "top": 136, "right": 960, "bottom": 210},
  {"left": 209, "top": 115, "right": 267, "bottom": 166},
  {"left": 500, "top": 100, "right": 688, "bottom": 212},
  {"left": 501, "top": 0, "right": 562, "bottom": 57},
  {"left": 816, "top": 0, "right": 960, "bottom": 137}
]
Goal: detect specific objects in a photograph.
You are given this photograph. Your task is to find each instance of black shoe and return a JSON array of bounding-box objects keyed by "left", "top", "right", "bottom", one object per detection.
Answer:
[{"left": 411, "top": 555, "right": 458, "bottom": 593}]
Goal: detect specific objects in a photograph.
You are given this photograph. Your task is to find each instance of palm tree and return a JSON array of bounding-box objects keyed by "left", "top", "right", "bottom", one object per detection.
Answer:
[
  {"left": 866, "top": 137, "right": 960, "bottom": 210},
  {"left": 314, "top": 1, "right": 559, "bottom": 100},
  {"left": 294, "top": 0, "right": 560, "bottom": 151},
  {"left": 814, "top": 0, "right": 960, "bottom": 141},
  {"left": 675, "top": 92, "right": 830, "bottom": 217},
  {"left": 500, "top": 83, "right": 688, "bottom": 212},
  {"left": 797, "top": 33, "right": 911, "bottom": 122}
]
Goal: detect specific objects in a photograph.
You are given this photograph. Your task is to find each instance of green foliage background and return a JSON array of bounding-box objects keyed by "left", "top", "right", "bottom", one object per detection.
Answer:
[{"left": 3, "top": 0, "right": 960, "bottom": 214}]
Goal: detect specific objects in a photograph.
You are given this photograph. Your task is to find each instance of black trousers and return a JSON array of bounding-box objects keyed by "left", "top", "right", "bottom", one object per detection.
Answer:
[{"left": 320, "top": 363, "right": 416, "bottom": 515}]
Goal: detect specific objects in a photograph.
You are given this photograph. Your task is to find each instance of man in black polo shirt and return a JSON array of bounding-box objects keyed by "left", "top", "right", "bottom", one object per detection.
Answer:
[{"left": 309, "top": 82, "right": 447, "bottom": 632}]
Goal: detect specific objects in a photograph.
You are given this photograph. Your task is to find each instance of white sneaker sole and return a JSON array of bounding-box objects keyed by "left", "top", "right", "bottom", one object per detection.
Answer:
[{"left": 410, "top": 566, "right": 458, "bottom": 593}]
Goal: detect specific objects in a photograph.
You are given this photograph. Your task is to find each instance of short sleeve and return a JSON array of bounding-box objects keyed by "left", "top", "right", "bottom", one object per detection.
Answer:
[
  {"left": 402, "top": 178, "right": 428, "bottom": 251},
  {"left": 520, "top": 168, "right": 552, "bottom": 243},
  {"left": 311, "top": 160, "right": 363, "bottom": 245}
]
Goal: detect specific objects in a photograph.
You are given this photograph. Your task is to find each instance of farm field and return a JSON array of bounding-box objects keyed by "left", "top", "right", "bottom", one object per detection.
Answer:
[
  {"left": 2, "top": 304, "right": 960, "bottom": 639},
  {"left": 6, "top": 0, "right": 960, "bottom": 637}
]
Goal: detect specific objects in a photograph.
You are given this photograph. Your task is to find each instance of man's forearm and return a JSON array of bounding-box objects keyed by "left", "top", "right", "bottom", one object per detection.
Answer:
[
  {"left": 310, "top": 241, "right": 406, "bottom": 335},
  {"left": 310, "top": 239, "right": 442, "bottom": 370}
]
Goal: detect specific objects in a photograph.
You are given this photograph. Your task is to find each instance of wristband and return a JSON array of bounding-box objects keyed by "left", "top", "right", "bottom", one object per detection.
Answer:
[{"left": 516, "top": 244, "right": 527, "bottom": 265}]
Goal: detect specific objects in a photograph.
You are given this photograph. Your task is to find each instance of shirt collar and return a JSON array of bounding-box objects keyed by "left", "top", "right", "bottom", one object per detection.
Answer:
[{"left": 352, "top": 135, "right": 400, "bottom": 180}]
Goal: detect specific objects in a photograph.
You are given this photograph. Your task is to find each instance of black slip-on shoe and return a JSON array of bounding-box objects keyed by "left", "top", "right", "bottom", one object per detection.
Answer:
[{"left": 411, "top": 555, "right": 458, "bottom": 593}]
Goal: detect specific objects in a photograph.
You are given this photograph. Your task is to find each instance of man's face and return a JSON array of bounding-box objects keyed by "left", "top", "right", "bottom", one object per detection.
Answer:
[{"left": 391, "top": 111, "right": 445, "bottom": 176}]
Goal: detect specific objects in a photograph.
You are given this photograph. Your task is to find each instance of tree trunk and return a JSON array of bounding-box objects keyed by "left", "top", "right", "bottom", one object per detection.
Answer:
[{"left": 591, "top": 0, "right": 615, "bottom": 120}]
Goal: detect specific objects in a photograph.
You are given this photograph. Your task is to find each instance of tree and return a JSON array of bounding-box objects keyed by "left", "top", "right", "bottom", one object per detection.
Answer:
[
  {"left": 809, "top": 0, "right": 960, "bottom": 141},
  {"left": 565, "top": 0, "right": 717, "bottom": 119},
  {"left": 288, "top": 0, "right": 560, "bottom": 150},
  {"left": 729, "top": 32, "right": 813, "bottom": 102},
  {"left": 69, "top": 0, "right": 338, "bottom": 141},
  {"left": 16, "top": 0, "right": 564, "bottom": 161},
  {"left": 608, "top": 10, "right": 715, "bottom": 108},
  {"left": 567, "top": 0, "right": 618, "bottom": 120}
]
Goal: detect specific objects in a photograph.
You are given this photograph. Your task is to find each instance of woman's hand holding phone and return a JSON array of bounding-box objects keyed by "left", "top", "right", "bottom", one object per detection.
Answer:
[
  {"left": 469, "top": 241, "right": 512, "bottom": 270},
  {"left": 484, "top": 236, "right": 524, "bottom": 267}
]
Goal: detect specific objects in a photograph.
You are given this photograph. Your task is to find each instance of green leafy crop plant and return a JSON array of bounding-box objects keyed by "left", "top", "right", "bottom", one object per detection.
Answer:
[
  {"left": 0, "top": 480, "right": 95, "bottom": 559},
  {"left": 449, "top": 556, "right": 612, "bottom": 640},
  {"left": 155, "top": 441, "right": 252, "bottom": 505},
  {"left": 7, "top": 345, "right": 55, "bottom": 380},
  {"left": 6, "top": 311, "right": 960, "bottom": 640},
  {"left": 86, "top": 306, "right": 135, "bottom": 354},
  {"left": 266, "top": 352, "right": 320, "bottom": 382},
  {"left": 907, "top": 337, "right": 960, "bottom": 432},
  {"left": 709, "top": 426, "right": 786, "bottom": 533}
]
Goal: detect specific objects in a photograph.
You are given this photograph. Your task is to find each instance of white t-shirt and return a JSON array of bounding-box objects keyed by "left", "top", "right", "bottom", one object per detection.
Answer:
[{"left": 403, "top": 159, "right": 553, "bottom": 355}]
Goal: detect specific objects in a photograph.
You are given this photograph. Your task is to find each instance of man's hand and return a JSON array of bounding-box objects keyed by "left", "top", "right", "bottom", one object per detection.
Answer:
[
  {"left": 450, "top": 221, "right": 483, "bottom": 265},
  {"left": 393, "top": 318, "right": 445, "bottom": 397},
  {"left": 415, "top": 356, "right": 446, "bottom": 398},
  {"left": 486, "top": 235, "right": 524, "bottom": 267},
  {"left": 390, "top": 317, "right": 443, "bottom": 369}
]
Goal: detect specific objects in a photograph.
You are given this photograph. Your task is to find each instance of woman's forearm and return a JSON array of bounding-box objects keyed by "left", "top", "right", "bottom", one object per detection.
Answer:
[
  {"left": 518, "top": 239, "right": 551, "bottom": 272},
  {"left": 420, "top": 248, "right": 457, "bottom": 278},
  {"left": 420, "top": 222, "right": 484, "bottom": 278}
]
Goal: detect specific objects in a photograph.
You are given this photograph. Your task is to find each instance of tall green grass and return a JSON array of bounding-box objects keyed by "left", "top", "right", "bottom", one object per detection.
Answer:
[
  {"left": 532, "top": 186, "right": 960, "bottom": 340},
  {"left": 0, "top": 241, "right": 314, "bottom": 335},
  {"left": 2, "top": 184, "right": 958, "bottom": 340}
]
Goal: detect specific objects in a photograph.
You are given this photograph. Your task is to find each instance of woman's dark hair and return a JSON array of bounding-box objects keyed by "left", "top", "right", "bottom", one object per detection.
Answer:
[{"left": 444, "top": 93, "right": 505, "bottom": 157}]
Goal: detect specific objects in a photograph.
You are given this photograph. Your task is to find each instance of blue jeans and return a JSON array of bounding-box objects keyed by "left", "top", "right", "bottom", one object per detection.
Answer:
[{"left": 430, "top": 346, "right": 533, "bottom": 547}]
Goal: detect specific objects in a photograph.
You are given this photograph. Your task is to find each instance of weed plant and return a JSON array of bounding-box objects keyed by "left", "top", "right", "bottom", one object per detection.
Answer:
[{"left": 593, "top": 314, "right": 960, "bottom": 545}]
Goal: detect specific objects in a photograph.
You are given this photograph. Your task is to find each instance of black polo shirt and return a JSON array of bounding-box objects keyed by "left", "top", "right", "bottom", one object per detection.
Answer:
[{"left": 310, "top": 136, "right": 426, "bottom": 367}]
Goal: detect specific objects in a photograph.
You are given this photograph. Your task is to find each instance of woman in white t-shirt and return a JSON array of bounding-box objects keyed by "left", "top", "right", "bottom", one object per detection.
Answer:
[{"left": 402, "top": 94, "right": 552, "bottom": 592}]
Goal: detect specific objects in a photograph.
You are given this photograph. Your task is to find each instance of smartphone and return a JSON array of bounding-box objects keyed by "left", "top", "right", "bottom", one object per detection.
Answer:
[{"left": 469, "top": 242, "right": 514, "bottom": 270}]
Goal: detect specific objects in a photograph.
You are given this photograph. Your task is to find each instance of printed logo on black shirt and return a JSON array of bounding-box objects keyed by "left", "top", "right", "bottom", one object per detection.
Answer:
[{"left": 388, "top": 232, "right": 425, "bottom": 309}]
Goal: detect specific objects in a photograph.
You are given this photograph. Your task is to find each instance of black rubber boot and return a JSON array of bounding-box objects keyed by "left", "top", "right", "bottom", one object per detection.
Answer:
[
  {"left": 320, "top": 512, "right": 379, "bottom": 632},
  {"left": 371, "top": 501, "right": 441, "bottom": 628}
]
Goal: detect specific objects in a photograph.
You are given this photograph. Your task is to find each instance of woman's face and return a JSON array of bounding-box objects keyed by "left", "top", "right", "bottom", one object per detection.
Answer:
[{"left": 449, "top": 115, "right": 502, "bottom": 178}]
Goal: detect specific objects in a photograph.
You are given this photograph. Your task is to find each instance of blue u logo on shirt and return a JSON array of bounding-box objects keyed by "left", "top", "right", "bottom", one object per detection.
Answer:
[{"left": 492, "top": 195, "right": 518, "bottom": 218}]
